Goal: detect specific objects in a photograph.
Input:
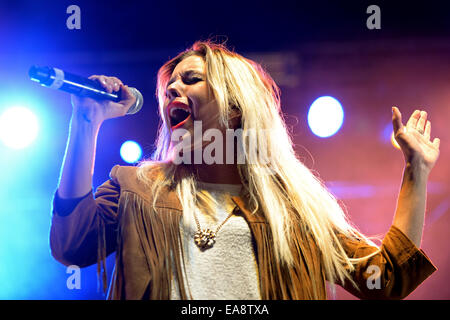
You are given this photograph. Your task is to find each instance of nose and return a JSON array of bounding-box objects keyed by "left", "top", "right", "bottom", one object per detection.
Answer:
[{"left": 166, "top": 79, "right": 182, "bottom": 100}]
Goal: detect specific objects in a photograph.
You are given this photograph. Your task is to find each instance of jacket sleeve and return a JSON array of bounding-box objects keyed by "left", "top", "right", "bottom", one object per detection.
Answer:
[
  {"left": 49, "top": 166, "right": 121, "bottom": 267},
  {"left": 337, "top": 225, "right": 437, "bottom": 299}
]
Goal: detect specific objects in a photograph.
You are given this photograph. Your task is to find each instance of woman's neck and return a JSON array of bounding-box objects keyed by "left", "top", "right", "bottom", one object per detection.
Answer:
[{"left": 193, "top": 163, "right": 241, "bottom": 184}]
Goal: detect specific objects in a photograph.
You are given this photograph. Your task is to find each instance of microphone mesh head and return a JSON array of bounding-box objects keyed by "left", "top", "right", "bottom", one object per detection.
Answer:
[{"left": 126, "top": 87, "right": 144, "bottom": 115}]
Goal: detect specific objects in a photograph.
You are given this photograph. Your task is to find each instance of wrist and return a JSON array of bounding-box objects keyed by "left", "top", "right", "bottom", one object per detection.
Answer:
[
  {"left": 71, "top": 106, "right": 104, "bottom": 126},
  {"left": 404, "top": 160, "right": 430, "bottom": 180},
  {"left": 71, "top": 112, "right": 102, "bottom": 132}
]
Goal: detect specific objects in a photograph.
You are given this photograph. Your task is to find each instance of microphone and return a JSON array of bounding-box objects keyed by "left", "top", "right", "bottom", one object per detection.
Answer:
[{"left": 28, "top": 65, "right": 143, "bottom": 115}]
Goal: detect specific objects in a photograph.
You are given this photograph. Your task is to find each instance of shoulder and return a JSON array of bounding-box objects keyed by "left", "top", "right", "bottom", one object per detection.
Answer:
[
  {"left": 108, "top": 162, "right": 167, "bottom": 196},
  {"left": 108, "top": 161, "right": 182, "bottom": 210}
]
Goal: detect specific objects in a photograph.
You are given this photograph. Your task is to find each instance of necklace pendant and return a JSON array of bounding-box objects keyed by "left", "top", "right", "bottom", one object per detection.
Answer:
[{"left": 194, "top": 228, "right": 216, "bottom": 249}]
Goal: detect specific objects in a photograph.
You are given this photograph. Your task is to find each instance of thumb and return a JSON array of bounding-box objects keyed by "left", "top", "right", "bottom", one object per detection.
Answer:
[{"left": 392, "top": 106, "right": 404, "bottom": 135}]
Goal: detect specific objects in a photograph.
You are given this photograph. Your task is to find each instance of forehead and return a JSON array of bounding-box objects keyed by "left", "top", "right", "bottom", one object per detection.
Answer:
[{"left": 171, "top": 55, "right": 205, "bottom": 76}]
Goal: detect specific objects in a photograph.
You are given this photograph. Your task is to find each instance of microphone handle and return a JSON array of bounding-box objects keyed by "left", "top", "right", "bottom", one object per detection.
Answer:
[
  {"left": 61, "top": 70, "right": 122, "bottom": 102},
  {"left": 30, "top": 66, "right": 121, "bottom": 102}
]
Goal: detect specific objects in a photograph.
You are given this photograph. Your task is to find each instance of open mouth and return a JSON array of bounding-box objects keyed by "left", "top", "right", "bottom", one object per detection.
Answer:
[{"left": 168, "top": 103, "right": 192, "bottom": 129}]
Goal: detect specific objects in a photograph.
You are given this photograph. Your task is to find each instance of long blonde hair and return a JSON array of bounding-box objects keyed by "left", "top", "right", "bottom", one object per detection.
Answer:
[{"left": 137, "top": 41, "right": 379, "bottom": 297}]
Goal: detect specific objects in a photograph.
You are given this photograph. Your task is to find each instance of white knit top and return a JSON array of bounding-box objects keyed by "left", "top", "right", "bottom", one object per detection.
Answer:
[{"left": 170, "top": 182, "right": 261, "bottom": 300}]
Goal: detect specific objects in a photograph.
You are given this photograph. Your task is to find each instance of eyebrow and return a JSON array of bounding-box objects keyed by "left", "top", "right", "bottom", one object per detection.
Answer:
[{"left": 166, "top": 70, "right": 204, "bottom": 88}]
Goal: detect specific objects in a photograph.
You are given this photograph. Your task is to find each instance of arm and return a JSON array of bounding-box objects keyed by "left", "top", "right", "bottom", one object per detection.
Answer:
[
  {"left": 392, "top": 163, "right": 428, "bottom": 247},
  {"left": 57, "top": 114, "right": 100, "bottom": 198},
  {"left": 391, "top": 107, "right": 440, "bottom": 247},
  {"left": 50, "top": 175, "right": 121, "bottom": 267},
  {"left": 337, "top": 107, "right": 440, "bottom": 299},
  {"left": 51, "top": 75, "right": 136, "bottom": 266},
  {"left": 338, "top": 225, "right": 437, "bottom": 300},
  {"left": 58, "top": 75, "right": 135, "bottom": 198}
]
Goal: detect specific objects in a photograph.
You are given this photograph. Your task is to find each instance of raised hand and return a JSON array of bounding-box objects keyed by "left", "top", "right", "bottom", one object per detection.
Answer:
[
  {"left": 71, "top": 75, "right": 136, "bottom": 125},
  {"left": 392, "top": 107, "right": 440, "bottom": 173}
]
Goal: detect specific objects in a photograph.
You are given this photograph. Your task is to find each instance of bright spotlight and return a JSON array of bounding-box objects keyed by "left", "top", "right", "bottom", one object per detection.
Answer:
[
  {"left": 307, "top": 96, "right": 344, "bottom": 138},
  {"left": 120, "top": 140, "right": 142, "bottom": 163},
  {"left": 0, "top": 107, "right": 39, "bottom": 149}
]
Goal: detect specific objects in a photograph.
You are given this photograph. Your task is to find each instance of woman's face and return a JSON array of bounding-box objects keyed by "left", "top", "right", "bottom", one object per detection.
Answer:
[{"left": 163, "top": 55, "right": 222, "bottom": 134}]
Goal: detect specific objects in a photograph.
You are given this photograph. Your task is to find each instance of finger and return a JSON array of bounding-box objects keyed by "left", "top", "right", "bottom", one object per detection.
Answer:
[
  {"left": 406, "top": 109, "right": 421, "bottom": 129},
  {"left": 103, "top": 76, "right": 119, "bottom": 93},
  {"left": 433, "top": 138, "right": 440, "bottom": 149},
  {"left": 94, "top": 75, "right": 113, "bottom": 93},
  {"left": 416, "top": 110, "right": 427, "bottom": 132},
  {"left": 89, "top": 75, "right": 109, "bottom": 88},
  {"left": 108, "top": 76, "right": 123, "bottom": 92},
  {"left": 89, "top": 75, "right": 106, "bottom": 84},
  {"left": 117, "top": 84, "right": 135, "bottom": 104},
  {"left": 392, "top": 106, "right": 403, "bottom": 134},
  {"left": 424, "top": 120, "right": 431, "bottom": 140}
]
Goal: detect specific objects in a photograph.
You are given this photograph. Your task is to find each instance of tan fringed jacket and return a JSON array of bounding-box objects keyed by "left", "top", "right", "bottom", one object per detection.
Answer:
[{"left": 50, "top": 165, "right": 436, "bottom": 300}]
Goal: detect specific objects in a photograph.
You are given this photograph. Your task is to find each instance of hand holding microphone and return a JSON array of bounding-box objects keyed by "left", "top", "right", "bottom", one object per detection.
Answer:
[
  {"left": 29, "top": 66, "right": 143, "bottom": 124},
  {"left": 71, "top": 75, "right": 136, "bottom": 124}
]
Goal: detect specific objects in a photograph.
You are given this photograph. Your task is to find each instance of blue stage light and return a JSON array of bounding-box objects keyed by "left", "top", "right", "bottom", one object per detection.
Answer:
[
  {"left": 120, "top": 140, "right": 142, "bottom": 163},
  {"left": 0, "top": 106, "right": 39, "bottom": 149},
  {"left": 307, "top": 96, "right": 344, "bottom": 138},
  {"left": 381, "top": 122, "right": 401, "bottom": 150}
]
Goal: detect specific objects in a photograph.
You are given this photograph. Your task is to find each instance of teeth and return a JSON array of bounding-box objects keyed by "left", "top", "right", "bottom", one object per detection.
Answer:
[{"left": 170, "top": 107, "right": 191, "bottom": 117}]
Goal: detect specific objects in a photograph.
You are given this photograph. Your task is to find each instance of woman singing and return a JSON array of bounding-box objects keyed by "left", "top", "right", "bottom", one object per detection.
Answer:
[{"left": 50, "top": 41, "right": 439, "bottom": 299}]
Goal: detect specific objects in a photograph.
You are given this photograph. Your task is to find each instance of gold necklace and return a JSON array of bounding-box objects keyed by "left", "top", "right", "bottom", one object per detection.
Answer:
[{"left": 193, "top": 208, "right": 234, "bottom": 250}]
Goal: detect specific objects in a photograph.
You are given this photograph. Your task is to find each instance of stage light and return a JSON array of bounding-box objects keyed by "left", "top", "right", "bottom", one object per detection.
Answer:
[
  {"left": 381, "top": 122, "right": 401, "bottom": 150},
  {"left": 0, "top": 107, "right": 39, "bottom": 149},
  {"left": 120, "top": 140, "right": 142, "bottom": 163},
  {"left": 307, "top": 96, "right": 344, "bottom": 138}
]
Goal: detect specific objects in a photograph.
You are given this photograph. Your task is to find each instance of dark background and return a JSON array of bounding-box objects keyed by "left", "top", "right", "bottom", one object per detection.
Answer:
[{"left": 0, "top": 0, "right": 448, "bottom": 299}]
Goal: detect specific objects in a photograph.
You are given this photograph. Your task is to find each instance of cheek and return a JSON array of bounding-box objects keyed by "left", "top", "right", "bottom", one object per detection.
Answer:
[{"left": 190, "top": 84, "right": 212, "bottom": 117}]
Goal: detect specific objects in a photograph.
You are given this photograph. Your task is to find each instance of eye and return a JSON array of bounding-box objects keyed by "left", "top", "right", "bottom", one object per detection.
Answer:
[
  {"left": 164, "top": 74, "right": 203, "bottom": 97},
  {"left": 183, "top": 76, "right": 203, "bottom": 85}
]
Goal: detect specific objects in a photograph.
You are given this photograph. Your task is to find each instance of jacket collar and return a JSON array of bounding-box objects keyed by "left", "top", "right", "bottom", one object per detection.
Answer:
[{"left": 231, "top": 195, "right": 266, "bottom": 223}]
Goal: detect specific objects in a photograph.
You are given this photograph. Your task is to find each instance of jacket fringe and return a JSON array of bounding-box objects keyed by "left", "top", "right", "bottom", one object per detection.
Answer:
[{"left": 99, "top": 191, "right": 189, "bottom": 299}]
